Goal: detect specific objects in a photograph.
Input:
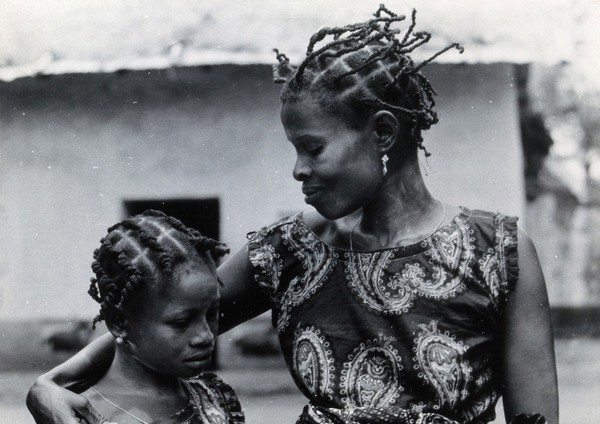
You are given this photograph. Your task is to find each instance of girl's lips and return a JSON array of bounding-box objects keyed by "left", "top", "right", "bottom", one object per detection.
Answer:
[{"left": 184, "top": 352, "right": 212, "bottom": 363}]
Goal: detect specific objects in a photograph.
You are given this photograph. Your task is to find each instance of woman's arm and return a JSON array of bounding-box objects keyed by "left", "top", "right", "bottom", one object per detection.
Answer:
[
  {"left": 501, "top": 229, "right": 559, "bottom": 423},
  {"left": 218, "top": 244, "right": 271, "bottom": 333},
  {"left": 26, "top": 332, "right": 115, "bottom": 423}
]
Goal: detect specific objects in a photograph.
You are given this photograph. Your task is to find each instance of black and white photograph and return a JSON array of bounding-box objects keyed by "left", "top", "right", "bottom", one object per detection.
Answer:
[{"left": 1, "top": 1, "right": 599, "bottom": 423}]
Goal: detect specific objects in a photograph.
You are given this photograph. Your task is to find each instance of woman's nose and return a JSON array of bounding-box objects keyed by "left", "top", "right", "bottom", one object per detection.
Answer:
[{"left": 293, "top": 156, "right": 313, "bottom": 181}]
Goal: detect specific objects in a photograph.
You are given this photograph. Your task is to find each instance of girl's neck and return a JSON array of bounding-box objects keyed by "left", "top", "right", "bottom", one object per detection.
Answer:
[{"left": 97, "top": 348, "right": 184, "bottom": 396}]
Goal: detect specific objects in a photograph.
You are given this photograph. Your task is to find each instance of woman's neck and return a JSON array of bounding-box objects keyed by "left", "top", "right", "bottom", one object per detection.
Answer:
[{"left": 356, "top": 159, "right": 444, "bottom": 248}]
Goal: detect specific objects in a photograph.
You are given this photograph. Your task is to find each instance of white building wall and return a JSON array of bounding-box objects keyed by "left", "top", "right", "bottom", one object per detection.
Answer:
[{"left": 0, "top": 63, "right": 525, "bottom": 320}]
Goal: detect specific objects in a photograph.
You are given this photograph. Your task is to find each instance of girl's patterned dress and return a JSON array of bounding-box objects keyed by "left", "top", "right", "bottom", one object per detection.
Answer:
[
  {"left": 247, "top": 208, "right": 522, "bottom": 424},
  {"left": 90, "top": 373, "right": 244, "bottom": 424}
]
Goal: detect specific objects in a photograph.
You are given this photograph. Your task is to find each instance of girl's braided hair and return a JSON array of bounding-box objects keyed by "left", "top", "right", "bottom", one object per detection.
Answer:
[
  {"left": 88, "top": 209, "right": 229, "bottom": 330},
  {"left": 273, "top": 5, "right": 463, "bottom": 156}
]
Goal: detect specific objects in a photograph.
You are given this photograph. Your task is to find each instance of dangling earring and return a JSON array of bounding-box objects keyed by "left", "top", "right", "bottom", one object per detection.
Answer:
[
  {"left": 381, "top": 154, "right": 389, "bottom": 176},
  {"left": 115, "top": 335, "right": 124, "bottom": 345}
]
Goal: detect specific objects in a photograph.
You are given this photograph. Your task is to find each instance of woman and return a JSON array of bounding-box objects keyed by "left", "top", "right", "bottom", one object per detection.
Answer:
[{"left": 27, "top": 6, "right": 558, "bottom": 424}]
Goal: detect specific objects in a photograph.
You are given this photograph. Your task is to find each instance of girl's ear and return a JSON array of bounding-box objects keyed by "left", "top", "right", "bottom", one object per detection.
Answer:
[
  {"left": 105, "top": 318, "right": 126, "bottom": 340},
  {"left": 369, "top": 110, "right": 400, "bottom": 153}
]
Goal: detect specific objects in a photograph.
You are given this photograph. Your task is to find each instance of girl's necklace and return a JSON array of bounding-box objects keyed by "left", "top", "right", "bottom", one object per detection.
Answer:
[
  {"left": 349, "top": 199, "right": 446, "bottom": 251},
  {"left": 90, "top": 386, "right": 150, "bottom": 424}
]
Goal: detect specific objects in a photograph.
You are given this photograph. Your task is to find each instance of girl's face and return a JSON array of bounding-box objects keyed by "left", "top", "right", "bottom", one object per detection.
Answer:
[
  {"left": 123, "top": 259, "right": 219, "bottom": 379},
  {"left": 281, "top": 96, "right": 383, "bottom": 219}
]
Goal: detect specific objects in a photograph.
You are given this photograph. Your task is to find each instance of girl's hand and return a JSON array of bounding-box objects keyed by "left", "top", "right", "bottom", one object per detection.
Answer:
[{"left": 27, "top": 377, "right": 103, "bottom": 424}]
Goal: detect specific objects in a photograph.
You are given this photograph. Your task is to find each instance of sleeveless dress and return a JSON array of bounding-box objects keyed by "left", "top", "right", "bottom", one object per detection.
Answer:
[
  {"left": 247, "top": 208, "right": 519, "bottom": 424},
  {"left": 90, "top": 373, "right": 244, "bottom": 424}
]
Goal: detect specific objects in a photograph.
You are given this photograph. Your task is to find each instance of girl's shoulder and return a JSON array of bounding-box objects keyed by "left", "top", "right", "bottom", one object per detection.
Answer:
[{"left": 184, "top": 373, "right": 244, "bottom": 424}]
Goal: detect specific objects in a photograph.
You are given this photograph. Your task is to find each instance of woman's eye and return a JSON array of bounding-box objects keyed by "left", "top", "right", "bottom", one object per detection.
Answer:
[{"left": 306, "top": 146, "right": 323, "bottom": 155}]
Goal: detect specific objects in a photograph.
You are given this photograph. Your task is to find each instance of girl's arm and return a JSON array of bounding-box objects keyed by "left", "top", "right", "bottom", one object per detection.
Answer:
[
  {"left": 218, "top": 244, "right": 271, "bottom": 333},
  {"left": 501, "top": 229, "right": 559, "bottom": 423},
  {"left": 26, "top": 332, "right": 115, "bottom": 424}
]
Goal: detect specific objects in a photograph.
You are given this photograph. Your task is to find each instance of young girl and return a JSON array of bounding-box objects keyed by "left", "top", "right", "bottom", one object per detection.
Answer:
[
  {"left": 28, "top": 6, "right": 557, "bottom": 424},
  {"left": 79, "top": 210, "right": 243, "bottom": 424}
]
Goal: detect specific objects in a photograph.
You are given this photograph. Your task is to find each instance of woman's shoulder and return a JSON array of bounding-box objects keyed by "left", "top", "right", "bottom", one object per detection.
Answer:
[
  {"left": 458, "top": 206, "right": 519, "bottom": 236},
  {"left": 247, "top": 209, "right": 342, "bottom": 245},
  {"left": 459, "top": 206, "right": 518, "bottom": 221},
  {"left": 246, "top": 213, "right": 300, "bottom": 240}
]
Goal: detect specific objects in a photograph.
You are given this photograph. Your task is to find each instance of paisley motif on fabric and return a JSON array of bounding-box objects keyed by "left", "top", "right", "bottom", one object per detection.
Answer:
[
  {"left": 275, "top": 216, "right": 337, "bottom": 332},
  {"left": 247, "top": 242, "right": 283, "bottom": 297},
  {"left": 458, "top": 390, "right": 498, "bottom": 424},
  {"left": 344, "top": 217, "right": 473, "bottom": 315},
  {"left": 419, "top": 218, "right": 474, "bottom": 298},
  {"left": 479, "top": 215, "right": 519, "bottom": 308},
  {"left": 413, "top": 321, "right": 472, "bottom": 410},
  {"left": 480, "top": 250, "right": 502, "bottom": 306},
  {"left": 301, "top": 403, "right": 462, "bottom": 424},
  {"left": 340, "top": 334, "right": 404, "bottom": 409},
  {"left": 185, "top": 379, "right": 230, "bottom": 424},
  {"left": 345, "top": 250, "right": 417, "bottom": 314},
  {"left": 293, "top": 326, "right": 335, "bottom": 400}
]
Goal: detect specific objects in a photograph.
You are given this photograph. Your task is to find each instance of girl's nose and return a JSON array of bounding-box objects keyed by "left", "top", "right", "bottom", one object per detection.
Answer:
[
  {"left": 189, "top": 322, "right": 214, "bottom": 347},
  {"left": 293, "top": 156, "right": 313, "bottom": 181}
]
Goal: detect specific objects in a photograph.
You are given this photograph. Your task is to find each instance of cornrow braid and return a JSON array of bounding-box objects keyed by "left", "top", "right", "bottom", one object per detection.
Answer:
[
  {"left": 273, "top": 4, "right": 463, "bottom": 156},
  {"left": 88, "top": 210, "right": 228, "bottom": 329}
]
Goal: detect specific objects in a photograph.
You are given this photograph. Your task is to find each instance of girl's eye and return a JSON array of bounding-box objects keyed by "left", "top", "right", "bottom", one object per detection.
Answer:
[
  {"left": 207, "top": 308, "right": 219, "bottom": 322},
  {"left": 168, "top": 319, "right": 191, "bottom": 329}
]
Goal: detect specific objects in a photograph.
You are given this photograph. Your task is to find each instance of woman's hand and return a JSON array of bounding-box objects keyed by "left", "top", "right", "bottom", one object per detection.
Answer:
[
  {"left": 27, "top": 376, "right": 103, "bottom": 424},
  {"left": 26, "top": 333, "right": 116, "bottom": 423}
]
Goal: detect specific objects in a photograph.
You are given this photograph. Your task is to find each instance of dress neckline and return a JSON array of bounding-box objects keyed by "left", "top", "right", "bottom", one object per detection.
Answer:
[{"left": 296, "top": 206, "right": 471, "bottom": 257}]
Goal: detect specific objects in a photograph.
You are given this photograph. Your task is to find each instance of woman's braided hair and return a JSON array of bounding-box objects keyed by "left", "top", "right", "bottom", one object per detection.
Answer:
[
  {"left": 273, "top": 5, "right": 463, "bottom": 156},
  {"left": 88, "top": 209, "right": 229, "bottom": 329}
]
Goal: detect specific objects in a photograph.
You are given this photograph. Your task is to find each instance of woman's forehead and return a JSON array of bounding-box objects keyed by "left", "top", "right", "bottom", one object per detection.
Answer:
[{"left": 281, "top": 98, "right": 343, "bottom": 131}]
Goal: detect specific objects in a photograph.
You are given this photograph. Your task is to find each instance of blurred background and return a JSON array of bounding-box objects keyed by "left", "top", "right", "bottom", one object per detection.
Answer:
[{"left": 1, "top": 1, "right": 599, "bottom": 423}]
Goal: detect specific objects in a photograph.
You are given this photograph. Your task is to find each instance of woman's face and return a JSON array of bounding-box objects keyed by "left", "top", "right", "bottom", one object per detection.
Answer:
[
  {"left": 123, "top": 259, "right": 219, "bottom": 379},
  {"left": 281, "top": 97, "right": 383, "bottom": 220}
]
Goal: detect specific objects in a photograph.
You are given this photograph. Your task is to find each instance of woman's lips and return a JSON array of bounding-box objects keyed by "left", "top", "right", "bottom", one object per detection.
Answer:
[
  {"left": 302, "top": 186, "right": 322, "bottom": 196},
  {"left": 302, "top": 186, "right": 324, "bottom": 203}
]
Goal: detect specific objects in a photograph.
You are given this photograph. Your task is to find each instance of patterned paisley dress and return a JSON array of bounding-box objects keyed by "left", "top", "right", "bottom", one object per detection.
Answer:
[{"left": 247, "top": 208, "right": 519, "bottom": 424}]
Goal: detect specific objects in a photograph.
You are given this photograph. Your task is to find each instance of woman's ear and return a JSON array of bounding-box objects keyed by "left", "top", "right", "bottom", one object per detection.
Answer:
[{"left": 370, "top": 110, "right": 400, "bottom": 153}]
